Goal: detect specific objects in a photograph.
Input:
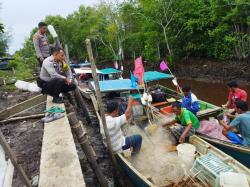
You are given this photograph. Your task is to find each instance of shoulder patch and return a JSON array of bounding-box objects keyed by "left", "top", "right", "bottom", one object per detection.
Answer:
[{"left": 33, "top": 33, "right": 39, "bottom": 40}]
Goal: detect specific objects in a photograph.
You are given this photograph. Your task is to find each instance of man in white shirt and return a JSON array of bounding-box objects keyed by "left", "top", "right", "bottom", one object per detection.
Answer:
[{"left": 101, "top": 96, "right": 142, "bottom": 153}]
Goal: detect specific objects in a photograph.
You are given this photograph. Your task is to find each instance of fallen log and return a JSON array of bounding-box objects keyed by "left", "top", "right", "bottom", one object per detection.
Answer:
[{"left": 0, "top": 113, "right": 45, "bottom": 125}]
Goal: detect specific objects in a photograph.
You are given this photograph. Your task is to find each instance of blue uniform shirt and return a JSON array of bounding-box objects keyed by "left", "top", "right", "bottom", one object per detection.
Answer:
[{"left": 181, "top": 92, "right": 199, "bottom": 115}]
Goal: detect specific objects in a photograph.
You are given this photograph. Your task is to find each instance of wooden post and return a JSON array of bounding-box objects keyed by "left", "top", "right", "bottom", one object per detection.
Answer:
[
  {"left": 67, "top": 111, "right": 108, "bottom": 187},
  {"left": 65, "top": 44, "right": 70, "bottom": 63},
  {"left": 0, "top": 130, "right": 32, "bottom": 187},
  {"left": 85, "top": 39, "right": 124, "bottom": 186}
]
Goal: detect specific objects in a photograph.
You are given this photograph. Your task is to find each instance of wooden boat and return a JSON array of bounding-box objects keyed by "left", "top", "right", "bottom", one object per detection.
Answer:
[
  {"left": 116, "top": 133, "right": 250, "bottom": 187},
  {"left": 146, "top": 74, "right": 249, "bottom": 168},
  {"left": 88, "top": 79, "right": 250, "bottom": 186},
  {"left": 74, "top": 67, "right": 122, "bottom": 99},
  {"left": 148, "top": 83, "right": 222, "bottom": 120},
  {"left": 197, "top": 133, "right": 250, "bottom": 168}
]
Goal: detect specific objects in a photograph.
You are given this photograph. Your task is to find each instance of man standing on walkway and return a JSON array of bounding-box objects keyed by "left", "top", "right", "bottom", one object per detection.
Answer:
[
  {"left": 33, "top": 22, "right": 51, "bottom": 67},
  {"left": 38, "top": 48, "right": 76, "bottom": 103}
]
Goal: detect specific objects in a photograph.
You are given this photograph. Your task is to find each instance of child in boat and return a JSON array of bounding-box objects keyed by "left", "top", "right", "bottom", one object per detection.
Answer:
[
  {"left": 101, "top": 96, "right": 142, "bottom": 153},
  {"left": 219, "top": 100, "right": 250, "bottom": 147},
  {"left": 181, "top": 84, "right": 200, "bottom": 115},
  {"left": 163, "top": 102, "right": 200, "bottom": 143}
]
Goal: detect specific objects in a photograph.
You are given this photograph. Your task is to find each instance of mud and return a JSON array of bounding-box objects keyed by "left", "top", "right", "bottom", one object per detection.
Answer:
[
  {"left": 70, "top": 94, "right": 134, "bottom": 187},
  {"left": 0, "top": 100, "right": 45, "bottom": 187},
  {"left": 173, "top": 58, "right": 250, "bottom": 85},
  {"left": 0, "top": 90, "right": 38, "bottom": 111}
]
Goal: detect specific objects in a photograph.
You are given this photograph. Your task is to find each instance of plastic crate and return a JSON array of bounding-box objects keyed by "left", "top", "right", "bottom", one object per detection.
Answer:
[{"left": 191, "top": 153, "right": 235, "bottom": 187}]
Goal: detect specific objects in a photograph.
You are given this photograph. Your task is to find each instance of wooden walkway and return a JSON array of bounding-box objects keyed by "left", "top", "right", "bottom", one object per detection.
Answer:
[{"left": 39, "top": 96, "right": 85, "bottom": 187}]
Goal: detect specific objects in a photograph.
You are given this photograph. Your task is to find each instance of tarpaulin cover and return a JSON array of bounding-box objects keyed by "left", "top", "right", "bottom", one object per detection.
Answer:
[
  {"left": 70, "top": 62, "right": 91, "bottom": 68},
  {"left": 91, "top": 79, "right": 139, "bottom": 92},
  {"left": 100, "top": 68, "right": 122, "bottom": 75},
  {"left": 144, "top": 71, "right": 173, "bottom": 82}
]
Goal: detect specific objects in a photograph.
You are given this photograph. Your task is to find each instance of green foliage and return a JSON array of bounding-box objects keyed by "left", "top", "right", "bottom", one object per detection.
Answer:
[{"left": 17, "top": 0, "right": 250, "bottom": 68}]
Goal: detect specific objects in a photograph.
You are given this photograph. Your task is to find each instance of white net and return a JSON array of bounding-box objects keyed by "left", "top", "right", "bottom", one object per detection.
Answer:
[{"left": 125, "top": 121, "right": 185, "bottom": 186}]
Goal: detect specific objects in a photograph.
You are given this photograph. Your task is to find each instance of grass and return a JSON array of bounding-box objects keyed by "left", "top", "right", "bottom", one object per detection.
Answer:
[{"left": 0, "top": 59, "right": 36, "bottom": 92}]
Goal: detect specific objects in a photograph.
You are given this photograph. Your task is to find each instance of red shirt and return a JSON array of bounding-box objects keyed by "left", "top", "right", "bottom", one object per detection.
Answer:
[{"left": 228, "top": 88, "right": 247, "bottom": 108}]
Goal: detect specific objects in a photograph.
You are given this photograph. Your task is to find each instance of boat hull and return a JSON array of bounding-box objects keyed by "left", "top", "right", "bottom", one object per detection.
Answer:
[
  {"left": 157, "top": 85, "right": 222, "bottom": 119},
  {"left": 116, "top": 154, "right": 154, "bottom": 187},
  {"left": 198, "top": 135, "right": 250, "bottom": 168}
]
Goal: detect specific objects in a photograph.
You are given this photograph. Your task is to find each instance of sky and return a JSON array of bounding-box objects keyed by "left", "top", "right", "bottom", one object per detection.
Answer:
[{"left": 0, "top": 0, "right": 99, "bottom": 54}]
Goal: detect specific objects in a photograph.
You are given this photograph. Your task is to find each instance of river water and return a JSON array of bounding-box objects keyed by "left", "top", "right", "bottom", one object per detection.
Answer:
[{"left": 160, "top": 78, "right": 250, "bottom": 106}]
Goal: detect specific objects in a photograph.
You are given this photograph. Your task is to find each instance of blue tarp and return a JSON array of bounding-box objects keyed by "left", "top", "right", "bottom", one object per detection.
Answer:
[
  {"left": 100, "top": 68, "right": 122, "bottom": 75},
  {"left": 91, "top": 79, "right": 139, "bottom": 92},
  {"left": 144, "top": 71, "right": 173, "bottom": 82}
]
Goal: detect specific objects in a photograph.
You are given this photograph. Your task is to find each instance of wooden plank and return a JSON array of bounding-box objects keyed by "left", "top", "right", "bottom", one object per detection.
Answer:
[
  {"left": 0, "top": 113, "right": 45, "bottom": 125},
  {"left": 0, "top": 131, "right": 32, "bottom": 187},
  {"left": 152, "top": 101, "right": 168, "bottom": 107},
  {"left": 3, "top": 159, "right": 14, "bottom": 187},
  {"left": 39, "top": 96, "right": 85, "bottom": 187},
  {"left": 0, "top": 77, "right": 5, "bottom": 86},
  {"left": 0, "top": 94, "right": 46, "bottom": 120}
]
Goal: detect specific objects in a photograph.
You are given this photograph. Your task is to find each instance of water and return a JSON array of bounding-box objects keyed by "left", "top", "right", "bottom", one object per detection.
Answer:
[{"left": 159, "top": 79, "right": 250, "bottom": 106}]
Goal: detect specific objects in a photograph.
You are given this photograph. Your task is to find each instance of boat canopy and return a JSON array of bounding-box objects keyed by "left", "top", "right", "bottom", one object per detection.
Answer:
[
  {"left": 70, "top": 62, "right": 91, "bottom": 68},
  {"left": 100, "top": 68, "right": 122, "bottom": 75},
  {"left": 74, "top": 68, "right": 102, "bottom": 75},
  {"left": 90, "top": 79, "right": 139, "bottom": 92},
  {"left": 144, "top": 71, "right": 173, "bottom": 82}
]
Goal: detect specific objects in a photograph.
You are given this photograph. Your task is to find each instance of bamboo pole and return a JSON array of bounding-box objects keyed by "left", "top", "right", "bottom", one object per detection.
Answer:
[
  {"left": 85, "top": 38, "right": 124, "bottom": 186},
  {"left": 63, "top": 44, "right": 107, "bottom": 186},
  {"left": 0, "top": 130, "right": 32, "bottom": 187},
  {"left": 67, "top": 111, "right": 108, "bottom": 187}
]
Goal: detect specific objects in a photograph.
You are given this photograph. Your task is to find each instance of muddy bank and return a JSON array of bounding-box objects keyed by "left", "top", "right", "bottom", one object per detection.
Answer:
[
  {"left": 173, "top": 58, "right": 250, "bottom": 85},
  {"left": 0, "top": 91, "right": 38, "bottom": 111},
  {"left": 0, "top": 101, "right": 45, "bottom": 187}
]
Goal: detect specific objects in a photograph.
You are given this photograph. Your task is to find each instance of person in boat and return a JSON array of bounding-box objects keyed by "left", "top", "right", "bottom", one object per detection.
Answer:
[
  {"left": 163, "top": 102, "right": 200, "bottom": 143},
  {"left": 101, "top": 96, "right": 142, "bottom": 153},
  {"left": 181, "top": 84, "right": 199, "bottom": 115},
  {"left": 219, "top": 100, "right": 250, "bottom": 147},
  {"left": 222, "top": 81, "right": 247, "bottom": 109},
  {"left": 37, "top": 47, "right": 76, "bottom": 103}
]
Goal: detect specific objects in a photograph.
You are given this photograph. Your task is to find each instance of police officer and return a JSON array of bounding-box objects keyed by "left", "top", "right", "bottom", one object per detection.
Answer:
[{"left": 33, "top": 22, "right": 50, "bottom": 67}]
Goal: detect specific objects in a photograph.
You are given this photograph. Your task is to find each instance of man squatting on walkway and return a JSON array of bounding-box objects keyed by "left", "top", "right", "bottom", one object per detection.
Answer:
[
  {"left": 101, "top": 96, "right": 142, "bottom": 154},
  {"left": 37, "top": 47, "right": 76, "bottom": 103}
]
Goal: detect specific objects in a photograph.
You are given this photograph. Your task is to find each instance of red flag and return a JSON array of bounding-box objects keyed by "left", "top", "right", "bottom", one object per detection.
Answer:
[{"left": 133, "top": 56, "right": 144, "bottom": 84}]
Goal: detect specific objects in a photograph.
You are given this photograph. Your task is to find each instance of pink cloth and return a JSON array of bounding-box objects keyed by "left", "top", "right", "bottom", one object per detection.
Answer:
[
  {"left": 133, "top": 56, "right": 144, "bottom": 84},
  {"left": 198, "top": 120, "right": 229, "bottom": 141},
  {"left": 160, "top": 60, "right": 169, "bottom": 71}
]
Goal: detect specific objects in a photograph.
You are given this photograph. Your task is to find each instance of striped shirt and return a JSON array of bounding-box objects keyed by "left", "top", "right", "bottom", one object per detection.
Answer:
[{"left": 100, "top": 114, "right": 127, "bottom": 153}]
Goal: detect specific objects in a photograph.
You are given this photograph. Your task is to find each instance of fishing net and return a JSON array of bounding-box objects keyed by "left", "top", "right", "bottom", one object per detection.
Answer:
[{"left": 125, "top": 122, "right": 185, "bottom": 186}]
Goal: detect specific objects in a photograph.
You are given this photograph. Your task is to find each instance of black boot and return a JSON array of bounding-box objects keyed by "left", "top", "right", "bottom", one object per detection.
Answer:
[{"left": 52, "top": 97, "right": 63, "bottom": 104}]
